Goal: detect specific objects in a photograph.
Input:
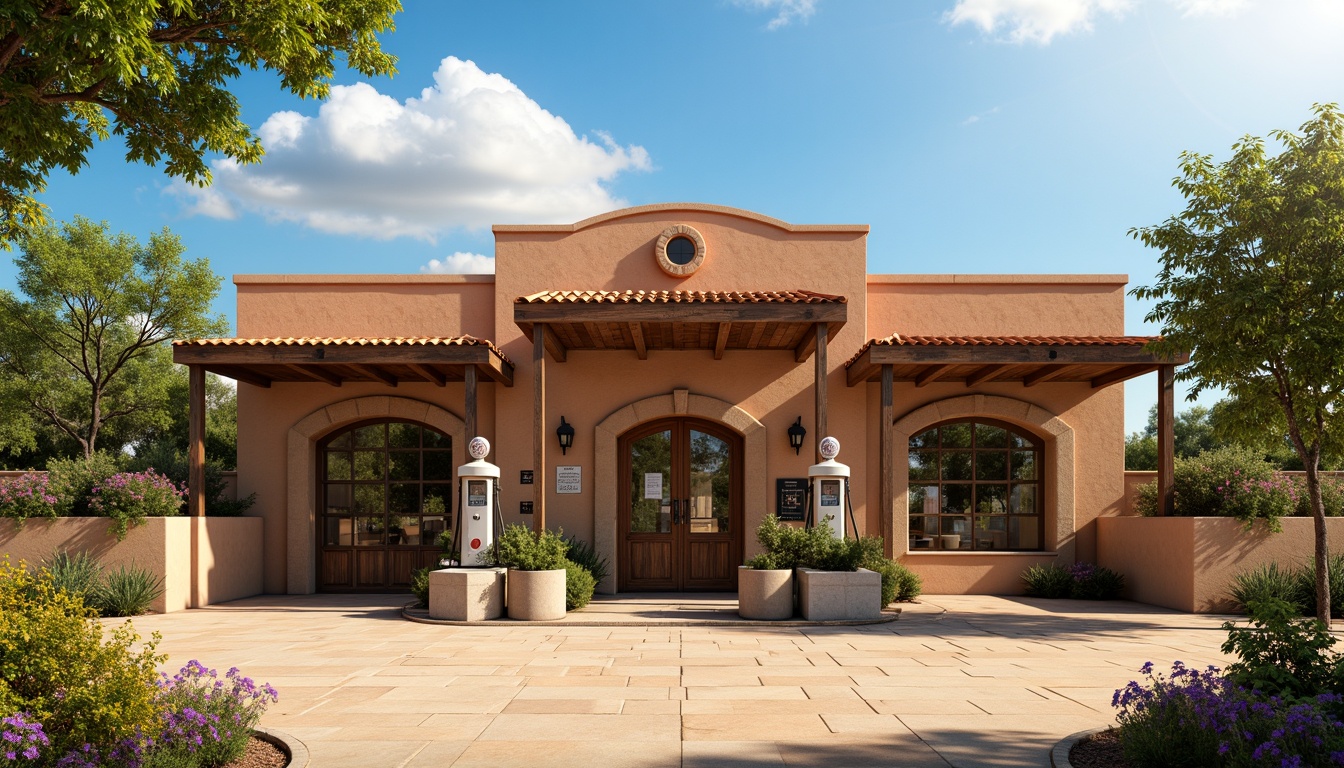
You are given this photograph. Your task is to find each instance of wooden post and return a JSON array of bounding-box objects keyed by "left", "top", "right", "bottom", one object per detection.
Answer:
[
  {"left": 533, "top": 325, "right": 546, "bottom": 532},
  {"left": 188, "top": 365, "right": 206, "bottom": 518},
  {"left": 1157, "top": 365, "right": 1175, "bottom": 517},
  {"left": 880, "top": 364, "right": 894, "bottom": 556},
  {"left": 465, "top": 365, "right": 478, "bottom": 441},
  {"left": 814, "top": 322, "right": 828, "bottom": 462}
]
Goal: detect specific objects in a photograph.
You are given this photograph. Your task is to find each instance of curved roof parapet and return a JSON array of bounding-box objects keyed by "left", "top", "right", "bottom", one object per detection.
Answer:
[{"left": 492, "top": 203, "right": 870, "bottom": 234}]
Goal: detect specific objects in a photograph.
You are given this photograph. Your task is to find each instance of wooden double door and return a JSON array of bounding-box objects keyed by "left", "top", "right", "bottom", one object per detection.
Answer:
[{"left": 619, "top": 418, "right": 742, "bottom": 591}]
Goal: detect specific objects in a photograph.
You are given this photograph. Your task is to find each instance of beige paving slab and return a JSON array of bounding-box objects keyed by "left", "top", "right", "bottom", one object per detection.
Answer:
[
  {"left": 501, "top": 698, "right": 625, "bottom": 714},
  {"left": 682, "top": 740, "right": 786, "bottom": 767},
  {"left": 476, "top": 713, "right": 682, "bottom": 741},
  {"left": 681, "top": 698, "right": 877, "bottom": 715},
  {"left": 682, "top": 714, "right": 835, "bottom": 741},
  {"left": 449, "top": 740, "right": 683, "bottom": 768}
]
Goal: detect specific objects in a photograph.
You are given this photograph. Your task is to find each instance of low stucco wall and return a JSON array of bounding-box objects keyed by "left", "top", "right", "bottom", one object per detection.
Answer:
[
  {"left": 0, "top": 516, "right": 263, "bottom": 613},
  {"left": 1097, "top": 516, "right": 1344, "bottom": 612},
  {"left": 901, "top": 552, "right": 1062, "bottom": 595}
]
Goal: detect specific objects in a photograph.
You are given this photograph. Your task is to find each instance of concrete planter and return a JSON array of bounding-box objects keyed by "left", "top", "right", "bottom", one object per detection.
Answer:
[
  {"left": 1098, "top": 515, "right": 1344, "bottom": 613},
  {"left": 797, "top": 567, "right": 882, "bottom": 621},
  {"left": 428, "top": 567, "right": 506, "bottom": 621},
  {"left": 736, "top": 566, "right": 794, "bottom": 620},
  {"left": 0, "top": 516, "right": 263, "bottom": 612},
  {"left": 506, "top": 568, "right": 566, "bottom": 621}
]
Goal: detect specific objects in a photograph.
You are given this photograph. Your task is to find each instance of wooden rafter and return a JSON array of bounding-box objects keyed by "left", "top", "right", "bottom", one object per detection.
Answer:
[
  {"left": 964, "top": 364, "right": 1007, "bottom": 387},
  {"left": 351, "top": 364, "right": 398, "bottom": 387},
  {"left": 286, "top": 364, "right": 342, "bottom": 387},
  {"left": 629, "top": 322, "right": 647, "bottom": 359},
  {"left": 914, "top": 364, "right": 952, "bottom": 388},
  {"left": 1090, "top": 364, "right": 1155, "bottom": 389},
  {"left": 1022, "top": 365, "right": 1070, "bottom": 387},
  {"left": 713, "top": 322, "right": 731, "bottom": 360},
  {"left": 409, "top": 363, "right": 447, "bottom": 386}
]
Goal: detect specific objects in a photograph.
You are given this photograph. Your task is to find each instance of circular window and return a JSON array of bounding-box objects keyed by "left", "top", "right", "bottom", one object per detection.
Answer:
[
  {"left": 666, "top": 236, "right": 696, "bottom": 265},
  {"left": 654, "top": 225, "right": 706, "bottom": 277}
]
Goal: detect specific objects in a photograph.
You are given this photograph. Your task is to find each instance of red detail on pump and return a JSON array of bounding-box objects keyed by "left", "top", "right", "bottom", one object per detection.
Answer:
[{"left": 470, "top": 538, "right": 481, "bottom": 550}]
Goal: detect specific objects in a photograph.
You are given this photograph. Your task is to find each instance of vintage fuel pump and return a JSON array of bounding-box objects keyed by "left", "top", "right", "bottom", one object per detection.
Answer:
[
  {"left": 806, "top": 436, "right": 859, "bottom": 540},
  {"left": 451, "top": 436, "right": 504, "bottom": 566}
]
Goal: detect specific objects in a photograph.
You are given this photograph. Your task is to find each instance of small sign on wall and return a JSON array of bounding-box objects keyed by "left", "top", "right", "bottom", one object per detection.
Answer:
[
  {"left": 520, "top": 501, "right": 533, "bottom": 515},
  {"left": 776, "top": 478, "right": 807, "bottom": 521},
  {"left": 520, "top": 470, "right": 534, "bottom": 485},
  {"left": 556, "top": 466, "right": 582, "bottom": 494}
]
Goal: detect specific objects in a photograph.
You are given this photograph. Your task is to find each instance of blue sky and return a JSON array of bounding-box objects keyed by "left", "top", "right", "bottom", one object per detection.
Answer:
[{"left": 8, "top": 0, "right": 1344, "bottom": 435}]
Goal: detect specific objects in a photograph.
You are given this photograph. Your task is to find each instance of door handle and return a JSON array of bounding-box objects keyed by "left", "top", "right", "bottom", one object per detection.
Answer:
[{"left": 670, "top": 499, "right": 680, "bottom": 526}]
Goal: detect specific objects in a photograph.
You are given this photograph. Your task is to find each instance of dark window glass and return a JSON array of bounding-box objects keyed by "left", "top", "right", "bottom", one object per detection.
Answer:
[
  {"left": 907, "top": 420, "right": 1042, "bottom": 552},
  {"left": 666, "top": 236, "right": 696, "bottom": 265}
]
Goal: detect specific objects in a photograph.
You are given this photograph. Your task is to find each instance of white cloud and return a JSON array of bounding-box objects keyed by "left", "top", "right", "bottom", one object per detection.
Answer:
[
  {"left": 164, "top": 180, "right": 237, "bottom": 220},
  {"left": 946, "top": 0, "right": 1257, "bottom": 43},
  {"left": 962, "top": 106, "right": 1002, "bottom": 125},
  {"left": 420, "top": 252, "right": 495, "bottom": 274},
  {"left": 946, "top": 0, "right": 1134, "bottom": 44},
  {"left": 177, "top": 57, "right": 651, "bottom": 240},
  {"left": 734, "top": 0, "right": 818, "bottom": 29}
]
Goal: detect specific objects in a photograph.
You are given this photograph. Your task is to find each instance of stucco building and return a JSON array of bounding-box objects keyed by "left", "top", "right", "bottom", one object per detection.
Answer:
[{"left": 173, "top": 203, "right": 1182, "bottom": 597}]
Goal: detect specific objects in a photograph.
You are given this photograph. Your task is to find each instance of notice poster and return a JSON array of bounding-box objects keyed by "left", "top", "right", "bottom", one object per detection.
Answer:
[
  {"left": 643, "top": 473, "right": 663, "bottom": 500},
  {"left": 556, "top": 466, "right": 582, "bottom": 494},
  {"left": 775, "top": 478, "right": 807, "bottom": 521},
  {"left": 820, "top": 479, "right": 841, "bottom": 507}
]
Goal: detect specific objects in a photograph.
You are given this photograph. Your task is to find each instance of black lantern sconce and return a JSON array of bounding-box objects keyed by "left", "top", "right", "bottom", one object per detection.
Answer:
[
  {"left": 787, "top": 417, "right": 807, "bottom": 455},
  {"left": 556, "top": 416, "right": 575, "bottom": 455}
]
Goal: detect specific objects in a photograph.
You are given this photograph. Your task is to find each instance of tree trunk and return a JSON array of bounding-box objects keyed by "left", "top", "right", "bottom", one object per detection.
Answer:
[{"left": 1302, "top": 459, "right": 1332, "bottom": 624}]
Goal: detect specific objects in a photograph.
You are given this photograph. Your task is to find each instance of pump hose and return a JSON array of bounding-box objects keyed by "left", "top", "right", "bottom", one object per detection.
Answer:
[
  {"left": 844, "top": 478, "right": 860, "bottom": 540},
  {"left": 492, "top": 479, "right": 504, "bottom": 564}
]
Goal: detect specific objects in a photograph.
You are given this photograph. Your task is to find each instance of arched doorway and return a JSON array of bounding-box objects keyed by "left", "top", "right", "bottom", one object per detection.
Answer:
[
  {"left": 618, "top": 417, "right": 743, "bottom": 591},
  {"left": 316, "top": 419, "right": 453, "bottom": 591}
]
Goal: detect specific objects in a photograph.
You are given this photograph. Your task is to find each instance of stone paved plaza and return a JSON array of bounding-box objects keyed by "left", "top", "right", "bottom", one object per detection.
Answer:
[{"left": 125, "top": 594, "right": 1238, "bottom": 768}]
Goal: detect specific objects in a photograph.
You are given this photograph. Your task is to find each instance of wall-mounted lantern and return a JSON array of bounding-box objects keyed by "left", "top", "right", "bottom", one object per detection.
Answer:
[
  {"left": 788, "top": 417, "right": 807, "bottom": 455},
  {"left": 556, "top": 416, "right": 575, "bottom": 455}
]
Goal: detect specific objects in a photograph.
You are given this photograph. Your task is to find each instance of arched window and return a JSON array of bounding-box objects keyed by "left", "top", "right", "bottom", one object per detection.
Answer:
[
  {"left": 908, "top": 420, "right": 1042, "bottom": 552},
  {"left": 318, "top": 420, "right": 453, "bottom": 590}
]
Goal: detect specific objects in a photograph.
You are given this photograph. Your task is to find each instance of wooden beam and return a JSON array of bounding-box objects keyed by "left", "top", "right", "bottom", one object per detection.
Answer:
[
  {"left": 188, "top": 366, "right": 206, "bottom": 518},
  {"left": 745, "top": 322, "right": 768, "bottom": 350},
  {"left": 465, "top": 366, "right": 478, "bottom": 441},
  {"left": 845, "top": 347, "right": 876, "bottom": 387},
  {"left": 1158, "top": 365, "right": 1175, "bottom": 517},
  {"left": 1022, "top": 365, "right": 1070, "bottom": 387},
  {"left": 964, "top": 364, "right": 1007, "bottom": 387},
  {"left": 582, "top": 322, "right": 608, "bottom": 349},
  {"left": 794, "top": 324, "right": 818, "bottom": 363},
  {"left": 814, "top": 322, "right": 828, "bottom": 463},
  {"left": 865, "top": 344, "right": 1190, "bottom": 367},
  {"left": 540, "top": 325, "right": 567, "bottom": 363},
  {"left": 351, "top": 363, "right": 398, "bottom": 387},
  {"left": 714, "top": 322, "right": 731, "bottom": 360},
  {"left": 914, "top": 364, "right": 952, "bottom": 388},
  {"left": 409, "top": 363, "right": 447, "bottom": 386},
  {"left": 629, "top": 322, "right": 647, "bottom": 360},
  {"left": 514, "top": 301, "right": 848, "bottom": 326},
  {"left": 533, "top": 325, "right": 546, "bottom": 532},
  {"left": 209, "top": 365, "right": 271, "bottom": 388},
  {"left": 880, "top": 364, "right": 894, "bottom": 557},
  {"left": 175, "top": 342, "right": 506, "bottom": 368},
  {"left": 286, "top": 364, "right": 343, "bottom": 386},
  {"left": 1090, "top": 363, "right": 1156, "bottom": 389}
]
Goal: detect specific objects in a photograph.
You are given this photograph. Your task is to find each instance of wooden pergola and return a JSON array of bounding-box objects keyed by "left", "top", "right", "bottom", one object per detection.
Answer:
[
  {"left": 845, "top": 334, "right": 1190, "bottom": 541},
  {"left": 172, "top": 336, "right": 514, "bottom": 516},
  {"left": 514, "top": 289, "right": 848, "bottom": 529}
]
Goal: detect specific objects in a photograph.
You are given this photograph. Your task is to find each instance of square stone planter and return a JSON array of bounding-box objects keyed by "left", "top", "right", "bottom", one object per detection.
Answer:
[
  {"left": 737, "top": 566, "right": 795, "bottom": 620},
  {"left": 506, "top": 568, "right": 567, "bottom": 621},
  {"left": 797, "top": 567, "right": 881, "bottom": 621},
  {"left": 428, "top": 567, "right": 506, "bottom": 621}
]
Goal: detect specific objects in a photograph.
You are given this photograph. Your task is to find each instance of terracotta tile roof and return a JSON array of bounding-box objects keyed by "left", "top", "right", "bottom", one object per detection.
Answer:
[
  {"left": 846, "top": 334, "right": 1159, "bottom": 367},
  {"left": 515, "top": 289, "right": 846, "bottom": 305},
  {"left": 174, "top": 336, "right": 511, "bottom": 364}
]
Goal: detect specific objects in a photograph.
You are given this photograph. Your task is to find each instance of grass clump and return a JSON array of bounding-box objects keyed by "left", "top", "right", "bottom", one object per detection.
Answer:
[{"left": 1022, "top": 562, "right": 1124, "bottom": 600}]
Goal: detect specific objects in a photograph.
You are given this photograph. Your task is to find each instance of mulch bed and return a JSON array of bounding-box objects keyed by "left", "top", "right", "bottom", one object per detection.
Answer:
[
  {"left": 1068, "top": 729, "right": 1131, "bottom": 768},
  {"left": 224, "top": 736, "right": 287, "bottom": 768}
]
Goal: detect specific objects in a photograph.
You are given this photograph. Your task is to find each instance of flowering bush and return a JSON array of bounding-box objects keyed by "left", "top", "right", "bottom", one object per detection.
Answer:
[
  {"left": 1, "top": 713, "right": 48, "bottom": 764},
  {"left": 0, "top": 474, "right": 60, "bottom": 526},
  {"left": 1135, "top": 446, "right": 1297, "bottom": 530},
  {"left": 1114, "top": 661, "right": 1344, "bottom": 766},
  {"left": 87, "top": 470, "right": 185, "bottom": 539},
  {"left": 1021, "top": 561, "right": 1125, "bottom": 599},
  {"left": 146, "top": 661, "right": 279, "bottom": 767}
]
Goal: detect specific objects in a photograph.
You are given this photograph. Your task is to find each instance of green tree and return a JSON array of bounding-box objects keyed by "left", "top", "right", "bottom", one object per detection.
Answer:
[
  {"left": 0, "top": 217, "right": 227, "bottom": 460},
  {"left": 1124, "top": 404, "right": 1222, "bottom": 470},
  {"left": 0, "top": 0, "right": 400, "bottom": 244},
  {"left": 1131, "top": 103, "right": 1344, "bottom": 623}
]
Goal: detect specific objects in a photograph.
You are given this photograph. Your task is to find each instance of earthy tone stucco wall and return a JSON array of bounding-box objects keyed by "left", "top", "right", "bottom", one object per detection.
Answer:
[{"left": 1097, "top": 516, "right": 1344, "bottom": 612}]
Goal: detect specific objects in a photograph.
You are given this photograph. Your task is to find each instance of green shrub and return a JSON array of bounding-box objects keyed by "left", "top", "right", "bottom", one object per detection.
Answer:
[
  {"left": 126, "top": 441, "right": 257, "bottom": 517},
  {"left": 489, "top": 524, "right": 569, "bottom": 571},
  {"left": 45, "top": 452, "right": 122, "bottom": 516},
  {"left": 1292, "top": 474, "right": 1344, "bottom": 517},
  {"left": 1230, "top": 562, "right": 1307, "bottom": 614},
  {"left": 1069, "top": 562, "right": 1126, "bottom": 600},
  {"left": 87, "top": 470, "right": 186, "bottom": 539},
  {"left": 747, "top": 515, "right": 842, "bottom": 570},
  {"left": 564, "top": 559, "right": 596, "bottom": 611},
  {"left": 893, "top": 567, "right": 923, "bottom": 602},
  {"left": 410, "top": 567, "right": 431, "bottom": 609},
  {"left": 0, "top": 557, "right": 165, "bottom": 758},
  {"left": 0, "top": 472, "right": 61, "bottom": 525},
  {"left": 42, "top": 549, "right": 103, "bottom": 605},
  {"left": 1221, "top": 598, "right": 1344, "bottom": 701},
  {"left": 853, "top": 537, "right": 922, "bottom": 605},
  {"left": 1293, "top": 551, "right": 1344, "bottom": 618},
  {"left": 564, "top": 535, "right": 609, "bottom": 586},
  {"left": 1134, "top": 446, "right": 1292, "bottom": 530},
  {"left": 93, "top": 563, "right": 164, "bottom": 617},
  {"left": 1022, "top": 563, "right": 1074, "bottom": 598}
]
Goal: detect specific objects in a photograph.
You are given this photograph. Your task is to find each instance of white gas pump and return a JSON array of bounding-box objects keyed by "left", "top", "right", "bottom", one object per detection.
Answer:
[
  {"left": 453, "top": 436, "right": 502, "bottom": 566},
  {"left": 807, "top": 436, "right": 854, "bottom": 540}
]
